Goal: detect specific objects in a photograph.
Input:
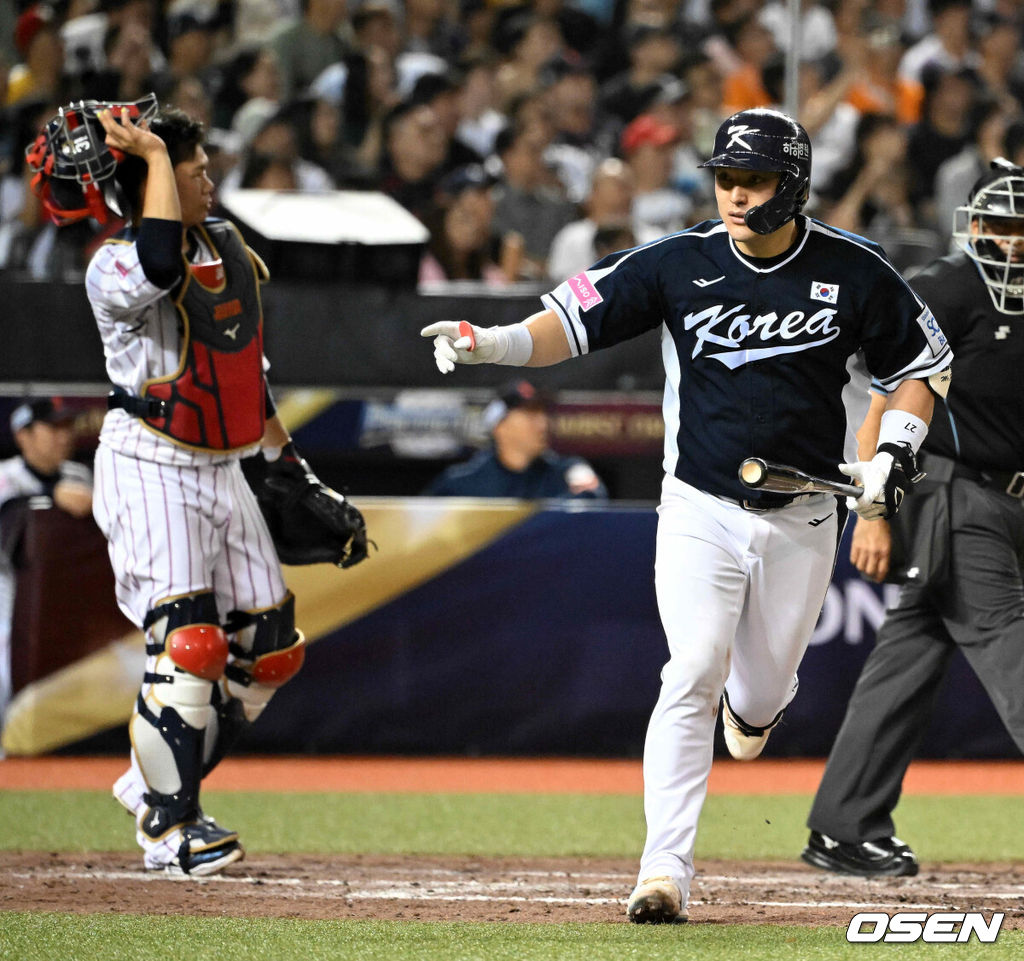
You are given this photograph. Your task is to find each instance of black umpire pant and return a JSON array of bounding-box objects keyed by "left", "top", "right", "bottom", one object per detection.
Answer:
[{"left": 808, "top": 476, "right": 1024, "bottom": 843}]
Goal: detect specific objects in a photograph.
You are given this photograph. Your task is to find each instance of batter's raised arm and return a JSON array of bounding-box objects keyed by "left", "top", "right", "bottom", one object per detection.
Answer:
[{"left": 420, "top": 309, "right": 572, "bottom": 374}]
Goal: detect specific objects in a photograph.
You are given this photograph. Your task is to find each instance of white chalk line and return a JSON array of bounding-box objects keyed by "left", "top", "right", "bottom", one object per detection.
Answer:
[{"left": 8, "top": 866, "right": 1024, "bottom": 913}]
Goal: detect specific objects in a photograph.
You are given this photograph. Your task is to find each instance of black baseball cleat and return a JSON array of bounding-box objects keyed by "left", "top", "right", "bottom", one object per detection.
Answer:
[{"left": 801, "top": 830, "right": 918, "bottom": 877}]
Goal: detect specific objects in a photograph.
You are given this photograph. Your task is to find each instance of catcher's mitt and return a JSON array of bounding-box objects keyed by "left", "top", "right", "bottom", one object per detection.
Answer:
[{"left": 245, "top": 443, "right": 370, "bottom": 568}]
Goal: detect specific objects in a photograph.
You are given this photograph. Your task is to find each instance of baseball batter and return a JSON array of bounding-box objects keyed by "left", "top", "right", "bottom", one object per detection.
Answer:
[
  {"left": 421, "top": 108, "right": 952, "bottom": 923},
  {"left": 27, "top": 98, "right": 366, "bottom": 876}
]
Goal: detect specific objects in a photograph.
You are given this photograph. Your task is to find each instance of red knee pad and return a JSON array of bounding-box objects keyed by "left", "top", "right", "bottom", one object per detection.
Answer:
[
  {"left": 251, "top": 632, "right": 306, "bottom": 687},
  {"left": 167, "top": 624, "right": 229, "bottom": 681}
]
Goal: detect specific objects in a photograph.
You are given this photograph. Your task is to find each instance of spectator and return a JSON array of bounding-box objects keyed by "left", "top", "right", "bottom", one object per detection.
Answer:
[
  {"left": 7, "top": 3, "right": 68, "bottom": 106},
  {"left": 490, "top": 119, "right": 577, "bottom": 279},
  {"left": 211, "top": 45, "right": 282, "bottom": 134},
  {"left": 547, "top": 156, "right": 636, "bottom": 280},
  {"left": 759, "top": 0, "right": 837, "bottom": 63},
  {"left": 540, "top": 55, "right": 612, "bottom": 204},
  {"left": 221, "top": 107, "right": 335, "bottom": 192},
  {"left": 87, "top": 20, "right": 161, "bottom": 104},
  {"left": 0, "top": 398, "right": 93, "bottom": 736},
  {"left": 492, "top": 12, "right": 565, "bottom": 111},
  {"left": 679, "top": 51, "right": 727, "bottom": 158},
  {"left": 899, "top": 0, "right": 978, "bottom": 85},
  {"left": 818, "top": 111, "right": 914, "bottom": 236},
  {"left": 268, "top": 0, "right": 352, "bottom": 102},
  {"left": 598, "top": 24, "right": 684, "bottom": 127},
  {"left": 419, "top": 163, "right": 506, "bottom": 285},
  {"left": 401, "top": 0, "right": 465, "bottom": 62},
  {"left": 159, "top": 3, "right": 222, "bottom": 102},
  {"left": 409, "top": 69, "right": 484, "bottom": 169},
  {"left": 934, "top": 96, "right": 1014, "bottom": 249},
  {"left": 720, "top": 13, "right": 776, "bottom": 114},
  {"left": 376, "top": 98, "right": 449, "bottom": 221},
  {"left": 239, "top": 151, "right": 301, "bottom": 189},
  {"left": 844, "top": 15, "right": 924, "bottom": 125},
  {"left": 974, "top": 10, "right": 1024, "bottom": 112},
  {"left": 291, "top": 94, "right": 349, "bottom": 184},
  {"left": 906, "top": 65, "right": 978, "bottom": 225},
  {"left": 454, "top": 53, "right": 505, "bottom": 159},
  {"left": 620, "top": 113, "right": 691, "bottom": 241},
  {"left": 424, "top": 380, "right": 607, "bottom": 499}
]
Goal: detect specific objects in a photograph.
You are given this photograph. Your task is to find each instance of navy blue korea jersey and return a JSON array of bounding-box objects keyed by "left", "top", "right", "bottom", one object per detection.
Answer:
[{"left": 542, "top": 217, "right": 953, "bottom": 505}]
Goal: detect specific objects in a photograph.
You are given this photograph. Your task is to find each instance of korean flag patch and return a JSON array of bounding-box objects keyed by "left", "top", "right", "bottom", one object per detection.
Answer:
[{"left": 811, "top": 281, "right": 839, "bottom": 305}]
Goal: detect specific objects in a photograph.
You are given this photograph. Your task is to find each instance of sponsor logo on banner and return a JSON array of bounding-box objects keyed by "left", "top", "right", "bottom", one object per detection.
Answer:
[
  {"left": 567, "top": 272, "right": 603, "bottom": 311},
  {"left": 846, "top": 912, "right": 1004, "bottom": 944},
  {"left": 811, "top": 281, "right": 839, "bottom": 304}
]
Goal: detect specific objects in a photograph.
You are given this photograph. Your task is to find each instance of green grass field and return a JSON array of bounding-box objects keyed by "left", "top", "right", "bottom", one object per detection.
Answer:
[{"left": 1, "top": 789, "right": 1021, "bottom": 960}]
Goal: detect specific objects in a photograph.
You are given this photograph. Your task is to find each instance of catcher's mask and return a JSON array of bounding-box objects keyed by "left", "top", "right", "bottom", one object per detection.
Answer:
[
  {"left": 700, "top": 107, "right": 812, "bottom": 235},
  {"left": 24, "top": 93, "right": 158, "bottom": 226},
  {"left": 953, "top": 157, "right": 1024, "bottom": 316}
]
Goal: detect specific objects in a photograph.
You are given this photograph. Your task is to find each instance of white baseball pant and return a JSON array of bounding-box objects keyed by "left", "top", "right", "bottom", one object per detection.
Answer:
[{"left": 638, "top": 474, "right": 844, "bottom": 902}]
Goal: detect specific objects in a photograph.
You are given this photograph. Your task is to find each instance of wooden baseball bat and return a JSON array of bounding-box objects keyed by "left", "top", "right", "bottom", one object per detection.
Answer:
[{"left": 738, "top": 457, "right": 861, "bottom": 498}]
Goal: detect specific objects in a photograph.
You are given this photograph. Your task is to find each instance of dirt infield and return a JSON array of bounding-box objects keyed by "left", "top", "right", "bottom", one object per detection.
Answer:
[
  {"left": 2, "top": 852, "right": 1022, "bottom": 927},
  {"left": 3, "top": 757, "right": 1023, "bottom": 927}
]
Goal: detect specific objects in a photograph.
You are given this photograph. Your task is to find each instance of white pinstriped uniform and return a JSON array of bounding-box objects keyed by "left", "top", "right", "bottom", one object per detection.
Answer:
[{"left": 85, "top": 231, "right": 286, "bottom": 627}]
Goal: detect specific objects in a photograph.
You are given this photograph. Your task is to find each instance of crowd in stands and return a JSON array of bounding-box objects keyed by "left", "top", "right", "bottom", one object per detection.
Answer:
[{"left": 3, "top": 0, "right": 1024, "bottom": 285}]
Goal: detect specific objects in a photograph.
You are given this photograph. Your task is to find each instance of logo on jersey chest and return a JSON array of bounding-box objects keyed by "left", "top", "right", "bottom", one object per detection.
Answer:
[
  {"left": 811, "top": 281, "right": 839, "bottom": 304},
  {"left": 682, "top": 302, "right": 840, "bottom": 368}
]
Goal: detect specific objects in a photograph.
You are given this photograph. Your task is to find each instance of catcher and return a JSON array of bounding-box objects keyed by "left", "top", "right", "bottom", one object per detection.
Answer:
[{"left": 26, "top": 96, "right": 369, "bottom": 876}]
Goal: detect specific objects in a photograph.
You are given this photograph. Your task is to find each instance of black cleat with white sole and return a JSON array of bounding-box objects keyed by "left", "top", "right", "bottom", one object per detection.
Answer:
[{"left": 801, "top": 830, "right": 918, "bottom": 877}]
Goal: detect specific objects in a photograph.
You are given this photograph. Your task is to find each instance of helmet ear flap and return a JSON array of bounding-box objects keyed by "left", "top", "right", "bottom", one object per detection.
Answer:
[{"left": 743, "top": 171, "right": 809, "bottom": 235}]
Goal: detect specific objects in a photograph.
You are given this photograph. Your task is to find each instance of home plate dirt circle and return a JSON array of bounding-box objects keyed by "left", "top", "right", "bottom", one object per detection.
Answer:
[{"left": 3, "top": 853, "right": 1024, "bottom": 926}]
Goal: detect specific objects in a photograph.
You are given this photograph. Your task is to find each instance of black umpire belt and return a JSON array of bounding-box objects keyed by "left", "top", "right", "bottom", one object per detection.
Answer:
[
  {"left": 107, "top": 386, "right": 166, "bottom": 419},
  {"left": 953, "top": 464, "right": 1024, "bottom": 499}
]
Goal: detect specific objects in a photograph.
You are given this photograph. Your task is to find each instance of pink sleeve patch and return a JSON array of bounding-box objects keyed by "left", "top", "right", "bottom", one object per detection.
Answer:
[{"left": 567, "top": 272, "right": 603, "bottom": 311}]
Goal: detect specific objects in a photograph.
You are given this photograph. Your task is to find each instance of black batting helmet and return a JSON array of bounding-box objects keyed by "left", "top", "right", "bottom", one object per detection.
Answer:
[
  {"left": 700, "top": 107, "right": 812, "bottom": 235},
  {"left": 24, "top": 93, "right": 158, "bottom": 226},
  {"left": 952, "top": 157, "right": 1024, "bottom": 315}
]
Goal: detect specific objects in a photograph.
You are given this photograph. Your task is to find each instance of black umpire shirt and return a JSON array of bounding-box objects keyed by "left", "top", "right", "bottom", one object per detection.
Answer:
[{"left": 909, "top": 252, "right": 1024, "bottom": 472}]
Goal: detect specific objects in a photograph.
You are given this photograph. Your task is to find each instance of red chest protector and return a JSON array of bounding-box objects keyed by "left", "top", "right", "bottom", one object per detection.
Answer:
[{"left": 141, "top": 221, "right": 266, "bottom": 452}]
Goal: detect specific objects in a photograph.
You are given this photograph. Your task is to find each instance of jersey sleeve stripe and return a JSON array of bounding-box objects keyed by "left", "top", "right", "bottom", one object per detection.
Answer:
[
  {"left": 875, "top": 341, "right": 953, "bottom": 391},
  {"left": 541, "top": 291, "right": 587, "bottom": 357}
]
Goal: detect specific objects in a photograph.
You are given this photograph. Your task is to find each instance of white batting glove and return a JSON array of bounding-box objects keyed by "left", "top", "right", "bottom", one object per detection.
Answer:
[
  {"left": 420, "top": 321, "right": 534, "bottom": 374},
  {"left": 420, "top": 321, "right": 495, "bottom": 373},
  {"left": 839, "top": 451, "right": 894, "bottom": 520}
]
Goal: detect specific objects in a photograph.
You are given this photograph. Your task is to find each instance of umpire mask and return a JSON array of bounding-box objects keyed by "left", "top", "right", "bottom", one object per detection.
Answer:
[
  {"left": 700, "top": 108, "right": 812, "bottom": 235},
  {"left": 953, "top": 158, "right": 1024, "bottom": 315}
]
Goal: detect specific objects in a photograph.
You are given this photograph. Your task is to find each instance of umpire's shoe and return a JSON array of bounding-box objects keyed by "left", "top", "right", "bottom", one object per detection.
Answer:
[
  {"left": 721, "top": 694, "right": 779, "bottom": 761},
  {"left": 627, "top": 877, "right": 688, "bottom": 924},
  {"left": 801, "top": 831, "right": 918, "bottom": 878},
  {"left": 140, "top": 807, "right": 245, "bottom": 877}
]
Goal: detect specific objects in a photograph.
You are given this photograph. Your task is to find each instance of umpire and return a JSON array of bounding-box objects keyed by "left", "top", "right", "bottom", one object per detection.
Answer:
[{"left": 803, "top": 159, "right": 1024, "bottom": 877}]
